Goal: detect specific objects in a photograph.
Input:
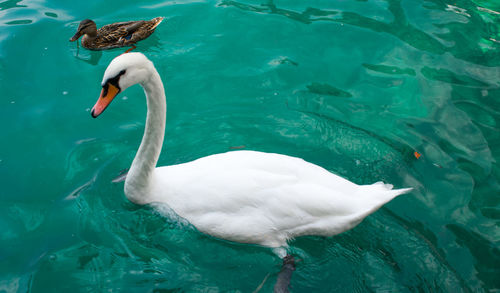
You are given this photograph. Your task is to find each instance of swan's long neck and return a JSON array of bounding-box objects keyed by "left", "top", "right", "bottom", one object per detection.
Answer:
[{"left": 125, "top": 69, "right": 166, "bottom": 204}]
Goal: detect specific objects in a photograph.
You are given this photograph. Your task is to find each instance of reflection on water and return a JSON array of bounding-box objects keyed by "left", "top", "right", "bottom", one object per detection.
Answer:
[
  {"left": 447, "top": 223, "right": 500, "bottom": 289},
  {"left": 73, "top": 43, "right": 103, "bottom": 65},
  {"left": 0, "top": 0, "right": 26, "bottom": 11},
  {"left": 220, "top": 0, "right": 500, "bottom": 66},
  {"left": 0, "top": 0, "right": 71, "bottom": 27}
]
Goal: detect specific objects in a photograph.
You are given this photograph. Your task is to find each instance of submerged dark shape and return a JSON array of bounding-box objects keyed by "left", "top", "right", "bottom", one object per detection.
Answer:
[
  {"left": 274, "top": 255, "right": 296, "bottom": 293},
  {"left": 111, "top": 169, "right": 129, "bottom": 183},
  {"left": 421, "top": 67, "right": 490, "bottom": 87},
  {"left": 69, "top": 17, "right": 164, "bottom": 50},
  {"left": 307, "top": 82, "right": 352, "bottom": 97},
  {"left": 363, "top": 63, "right": 416, "bottom": 76}
]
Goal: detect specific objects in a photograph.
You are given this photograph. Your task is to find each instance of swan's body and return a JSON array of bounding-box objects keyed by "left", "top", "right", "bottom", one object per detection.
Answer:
[
  {"left": 91, "top": 53, "right": 412, "bottom": 251},
  {"left": 148, "top": 151, "right": 407, "bottom": 247}
]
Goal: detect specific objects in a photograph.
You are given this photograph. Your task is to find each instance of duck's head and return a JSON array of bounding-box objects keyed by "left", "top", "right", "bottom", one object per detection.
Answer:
[
  {"left": 70, "top": 19, "right": 97, "bottom": 42},
  {"left": 91, "top": 52, "right": 154, "bottom": 118}
]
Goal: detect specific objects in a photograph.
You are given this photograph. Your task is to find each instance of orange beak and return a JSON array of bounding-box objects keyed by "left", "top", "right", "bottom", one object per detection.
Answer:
[{"left": 91, "top": 83, "right": 120, "bottom": 118}]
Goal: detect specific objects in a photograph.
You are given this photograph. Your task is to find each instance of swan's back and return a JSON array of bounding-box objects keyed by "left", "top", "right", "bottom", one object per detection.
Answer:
[{"left": 147, "top": 151, "right": 411, "bottom": 248}]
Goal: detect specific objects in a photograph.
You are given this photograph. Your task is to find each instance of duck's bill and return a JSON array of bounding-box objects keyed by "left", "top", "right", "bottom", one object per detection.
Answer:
[
  {"left": 69, "top": 31, "right": 82, "bottom": 42},
  {"left": 91, "top": 84, "right": 119, "bottom": 118}
]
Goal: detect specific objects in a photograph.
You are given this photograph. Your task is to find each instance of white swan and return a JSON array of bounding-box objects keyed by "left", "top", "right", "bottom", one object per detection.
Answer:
[{"left": 90, "top": 52, "right": 411, "bottom": 283}]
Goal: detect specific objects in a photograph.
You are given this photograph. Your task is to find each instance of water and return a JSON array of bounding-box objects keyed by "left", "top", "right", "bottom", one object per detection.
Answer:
[{"left": 0, "top": 0, "right": 499, "bottom": 291}]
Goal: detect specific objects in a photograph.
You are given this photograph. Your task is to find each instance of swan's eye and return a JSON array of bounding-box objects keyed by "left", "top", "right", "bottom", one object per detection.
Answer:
[{"left": 102, "top": 69, "right": 126, "bottom": 95}]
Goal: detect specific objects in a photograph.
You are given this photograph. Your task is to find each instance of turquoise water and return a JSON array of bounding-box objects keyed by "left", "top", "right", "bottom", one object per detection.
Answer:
[{"left": 1, "top": 0, "right": 499, "bottom": 291}]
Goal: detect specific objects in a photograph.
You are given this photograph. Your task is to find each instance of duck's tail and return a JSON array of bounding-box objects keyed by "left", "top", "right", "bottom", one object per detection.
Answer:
[{"left": 151, "top": 17, "right": 164, "bottom": 30}]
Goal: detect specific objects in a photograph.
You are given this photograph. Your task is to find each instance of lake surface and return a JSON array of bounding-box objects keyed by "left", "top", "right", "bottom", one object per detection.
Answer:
[{"left": 1, "top": 0, "right": 499, "bottom": 292}]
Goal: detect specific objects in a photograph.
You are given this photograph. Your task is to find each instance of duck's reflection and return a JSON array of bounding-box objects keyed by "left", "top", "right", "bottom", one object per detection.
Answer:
[{"left": 73, "top": 41, "right": 103, "bottom": 65}]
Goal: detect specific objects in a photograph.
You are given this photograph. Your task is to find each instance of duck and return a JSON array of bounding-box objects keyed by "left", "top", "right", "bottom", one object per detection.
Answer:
[
  {"left": 70, "top": 17, "right": 163, "bottom": 50},
  {"left": 90, "top": 52, "right": 412, "bottom": 292}
]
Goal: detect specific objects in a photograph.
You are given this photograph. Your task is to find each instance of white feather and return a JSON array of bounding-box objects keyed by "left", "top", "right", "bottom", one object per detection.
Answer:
[{"left": 96, "top": 53, "right": 412, "bottom": 252}]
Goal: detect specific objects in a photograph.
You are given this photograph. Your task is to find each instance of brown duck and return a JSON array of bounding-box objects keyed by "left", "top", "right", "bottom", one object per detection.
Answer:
[{"left": 70, "top": 17, "right": 164, "bottom": 50}]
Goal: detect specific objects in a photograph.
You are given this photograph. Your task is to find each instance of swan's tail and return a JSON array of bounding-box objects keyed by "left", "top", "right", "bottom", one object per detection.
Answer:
[
  {"left": 375, "top": 181, "right": 412, "bottom": 194},
  {"left": 334, "top": 182, "right": 412, "bottom": 235},
  {"left": 363, "top": 181, "right": 413, "bottom": 209}
]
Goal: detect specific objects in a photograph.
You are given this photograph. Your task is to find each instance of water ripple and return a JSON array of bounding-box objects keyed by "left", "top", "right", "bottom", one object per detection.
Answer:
[
  {"left": 0, "top": 0, "right": 26, "bottom": 11},
  {"left": 222, "top": 0, "right": 500, "bottom": 66}
]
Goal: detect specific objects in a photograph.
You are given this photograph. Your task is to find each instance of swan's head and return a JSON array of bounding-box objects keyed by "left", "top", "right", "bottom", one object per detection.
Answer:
[{"left": 91, "top": 52, "right": 154, "bottom": 118}]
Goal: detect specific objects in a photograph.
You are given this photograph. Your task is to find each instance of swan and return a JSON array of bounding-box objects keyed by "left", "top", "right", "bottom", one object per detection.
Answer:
[{"left": 90, "top": 52, "right": 412, "bottom": 291}]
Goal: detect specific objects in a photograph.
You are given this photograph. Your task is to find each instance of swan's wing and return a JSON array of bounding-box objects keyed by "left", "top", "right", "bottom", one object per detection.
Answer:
[
  {"left": 150, "top": 151, "right": 374, "bottom": 245},
  {"left": 149, "top": 150, "right": 410, "bottom": 247}
]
